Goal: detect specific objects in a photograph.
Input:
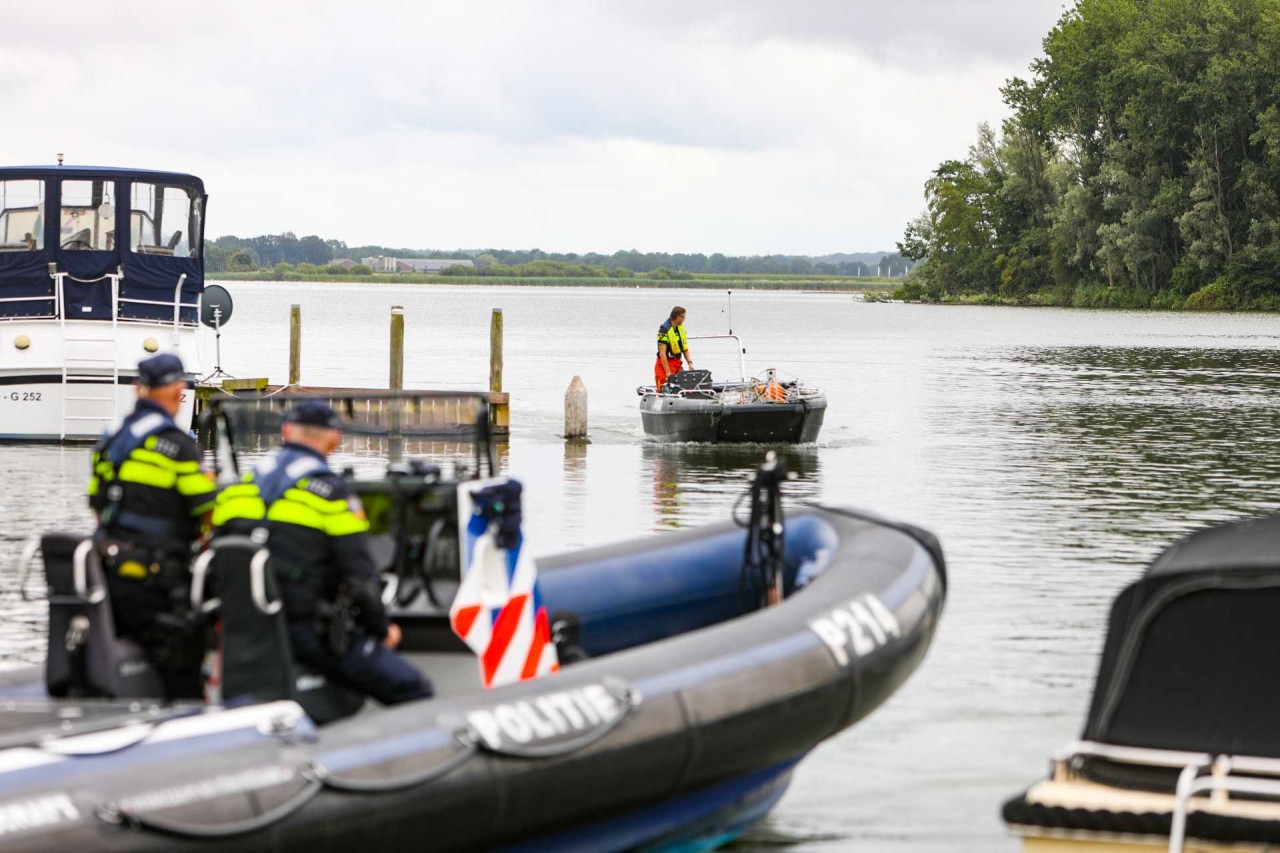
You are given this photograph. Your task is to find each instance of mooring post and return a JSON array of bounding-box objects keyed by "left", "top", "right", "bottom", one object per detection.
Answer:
[
  {"left": 289, "top": 304, "right": 301, "bottom": 385},
  {"left": 564, "top": 375, "right": 588, "bottom": 439},
  {"left": 490, "top": 309, "right": 503, "bottom": 393},
  {"left": 389, "top": 306, "right": 404, "bottom": 391}
]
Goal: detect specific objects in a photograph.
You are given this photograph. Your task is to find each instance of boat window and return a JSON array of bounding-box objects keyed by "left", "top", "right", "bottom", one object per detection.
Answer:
[
  {"left": 0, "top": 179, "right": 44, "bottom": 252},
  {"left": 59, "top": 180, "right": 116, "bottom": 251},
  {"left": 130, "top": 183, "right": 201, "bottom": 258}
]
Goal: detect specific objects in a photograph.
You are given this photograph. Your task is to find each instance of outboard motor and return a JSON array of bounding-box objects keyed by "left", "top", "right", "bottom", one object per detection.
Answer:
[{"left": 40, "top": 533, "right": 164, "bottom": 698}]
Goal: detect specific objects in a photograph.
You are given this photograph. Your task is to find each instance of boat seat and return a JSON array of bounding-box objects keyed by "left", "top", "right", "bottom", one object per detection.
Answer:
[
  {"left": 210, "top": 534, "right": 364, "bottom": 725},
  {"left": 42, "top": 533, "right": 165, "bottom": 699}
]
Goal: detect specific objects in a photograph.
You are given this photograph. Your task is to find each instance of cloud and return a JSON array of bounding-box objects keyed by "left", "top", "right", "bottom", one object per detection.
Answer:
[{"left": 0, "top": 0, "right": 1067, "bottom": 253}]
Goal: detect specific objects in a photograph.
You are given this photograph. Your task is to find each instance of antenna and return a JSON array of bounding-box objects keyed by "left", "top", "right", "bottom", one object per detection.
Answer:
[
  {"left": 56, "top": 153, "right": 64, "bottom": 166},
  {"left": 727, "top": 289, "right": 733, "bottom": 335}
]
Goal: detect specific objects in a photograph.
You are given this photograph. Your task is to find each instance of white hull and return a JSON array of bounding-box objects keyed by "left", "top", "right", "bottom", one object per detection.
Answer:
[{"left": 0, "top": 319, "right": 200, "bottom": 440}]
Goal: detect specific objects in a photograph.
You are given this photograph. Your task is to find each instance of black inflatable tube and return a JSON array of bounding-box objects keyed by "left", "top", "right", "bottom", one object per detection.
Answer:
[{"left": 0, "top": 505, "right": 945, "bottom": 852}]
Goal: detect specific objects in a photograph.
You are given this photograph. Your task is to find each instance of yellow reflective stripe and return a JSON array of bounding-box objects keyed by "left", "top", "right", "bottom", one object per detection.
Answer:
[
  {"left": 324, "top": 510, "right": 369, "bottom": 536},
  {"left": 282, "top": 488, "right": 347, "bottom": 514},
  {"left": 87, "top": 477, "right": 100, "bottom": 497},
  {"left": 212, "top": 495, "right": 267, "bottom": 526},
  {"left": 267, "top": 499, "right": 325, "bottom": 530},
  {"left": 129, "top": 447, "right": 200, "bottom": 474},
  {"left": 118, "top": 459, "right": 176, "bottom": 489},
  {"left": 177, "top": 471, "right": 216, "bottom": 497}
]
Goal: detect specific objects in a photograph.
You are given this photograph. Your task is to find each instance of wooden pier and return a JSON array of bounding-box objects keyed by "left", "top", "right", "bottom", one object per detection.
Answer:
[{"left": 196, "top": 306, "right": 510, "bottom": 435}]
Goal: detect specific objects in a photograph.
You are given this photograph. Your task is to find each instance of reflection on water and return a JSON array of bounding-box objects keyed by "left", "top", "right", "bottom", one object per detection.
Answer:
[
  {"left": 5, "top": 287, "right": 1280, "bottom": 850},
  {"left": 642, "top": 443, "right": 822, "bottom": 532}
]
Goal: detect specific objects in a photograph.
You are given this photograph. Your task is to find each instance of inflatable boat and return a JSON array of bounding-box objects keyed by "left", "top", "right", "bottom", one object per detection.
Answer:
[
  {"left": 638, "top": 335, "right": 827, "bottom": 444},
  {"left": 1002, "top": 516, "right": 1280, "bottom": 852},
  {"left": 0, "top": 395, "right": 943, "bottom": 851}
]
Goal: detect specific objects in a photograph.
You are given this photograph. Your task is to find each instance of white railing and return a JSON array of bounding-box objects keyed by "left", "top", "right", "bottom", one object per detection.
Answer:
[
  {"left": 1049, "top": 740, "right": 1280, "bottom": 853},
  {"left": 687, "top": 333, "right": 747, "bottom": 382},
  {"left": 32, "top": 267, "right": 200, "bottom": 328}
]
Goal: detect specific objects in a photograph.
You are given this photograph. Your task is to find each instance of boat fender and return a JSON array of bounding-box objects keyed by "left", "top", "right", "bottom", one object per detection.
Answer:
[{"left": 447, "top": 677, "right": 641, "bottom": 759}]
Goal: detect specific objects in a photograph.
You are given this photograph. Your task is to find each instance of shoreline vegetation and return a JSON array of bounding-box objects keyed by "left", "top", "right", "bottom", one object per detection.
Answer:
[
  {"left": 211, "top": 269, "right": 901, "bottom": 292},
  {"left": 895, "top": 0, "right": 1280, "bottom": 313}
]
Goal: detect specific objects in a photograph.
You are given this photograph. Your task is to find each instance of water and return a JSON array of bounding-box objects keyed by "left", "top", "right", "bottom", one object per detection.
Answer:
[{"left": 4, "top": 283, "right": 1280, "bottom": 850}]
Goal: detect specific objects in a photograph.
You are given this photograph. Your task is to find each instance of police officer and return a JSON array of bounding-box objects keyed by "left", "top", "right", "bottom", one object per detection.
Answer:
[
  {"left": 213, "top": 401, "right": 432, "bottom": 705},
  {"left": 655, "top": 305, "right": 694, "bottom": 391},
  {"left": 88, "top": 353, "right": 215, "bottom": 699}
]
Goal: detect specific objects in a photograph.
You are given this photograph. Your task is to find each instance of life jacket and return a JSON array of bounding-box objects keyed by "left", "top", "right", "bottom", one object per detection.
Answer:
[
  {"left": 212, "top": 444, "right": 365, "bottom": 537},
  {"left": 656, "top": 319, "right": 688, "bottom": 359},
  {"left": 90, "top": 401, "right": 213, "bottom": 541}
]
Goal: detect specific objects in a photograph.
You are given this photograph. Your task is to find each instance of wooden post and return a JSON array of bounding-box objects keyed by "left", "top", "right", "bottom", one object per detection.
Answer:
[
  {"left": 564, "top": 376, "right": 588, "bottom": 439},
  {"left": 489, "top": 309, "right": 503, "bottom": 393},
  {"left": 389, "top": 306, "right": 404, "bottom": 391},
  {"left": 289, "top": 304, "right": 301, "bottom": 385}
]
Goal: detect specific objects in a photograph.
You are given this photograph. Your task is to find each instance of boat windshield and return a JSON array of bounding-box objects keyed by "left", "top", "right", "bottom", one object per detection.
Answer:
[
  {"left": 59, "top": 179, "right": 116, "bottom": 251},
  {"left": 130, "top": 181, "right": 202, "bottom": 258},
  {"left": 0, "top": 179, "right": 44, "bottom": 252}
]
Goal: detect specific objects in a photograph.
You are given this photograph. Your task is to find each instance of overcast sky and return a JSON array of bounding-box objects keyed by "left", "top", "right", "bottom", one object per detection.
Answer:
[{"left": 1, "top": 0, "right": 1068, "bottom": 255}]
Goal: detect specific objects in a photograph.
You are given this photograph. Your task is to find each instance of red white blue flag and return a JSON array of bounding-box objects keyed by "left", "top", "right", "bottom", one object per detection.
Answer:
[{"left": 449, "top": 478, "right": 559, "bottom": 688}]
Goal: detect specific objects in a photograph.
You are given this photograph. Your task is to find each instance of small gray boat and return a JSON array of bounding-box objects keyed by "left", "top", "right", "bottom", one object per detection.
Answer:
[{"left": 638, "top": 335, "right": 827, "bottom": 444}]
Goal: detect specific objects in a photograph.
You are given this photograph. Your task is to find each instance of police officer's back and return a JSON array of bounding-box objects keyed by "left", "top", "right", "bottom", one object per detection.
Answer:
[
  {"left": 213, "top": 401, "right": 432, "bottom": 706},
  {"left": 88, "top": 353, "right": 215, "bottom": 699}
]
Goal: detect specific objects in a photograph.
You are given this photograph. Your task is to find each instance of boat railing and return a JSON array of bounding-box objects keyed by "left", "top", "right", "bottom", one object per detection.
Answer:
[
  {"left": 0, "top": 267, "right": 200, "bottom": 326},
  {"left": 1050, "top": 740, "right": 1280, "bottom": 853},
  {"left": 687, "top": 334, "right": 747, "bottom": 382}
]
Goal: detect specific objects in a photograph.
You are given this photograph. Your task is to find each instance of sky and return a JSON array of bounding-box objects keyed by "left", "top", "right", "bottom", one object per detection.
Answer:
[{"left": 0, "top": 0, "right": 1069, "bottom": 256}]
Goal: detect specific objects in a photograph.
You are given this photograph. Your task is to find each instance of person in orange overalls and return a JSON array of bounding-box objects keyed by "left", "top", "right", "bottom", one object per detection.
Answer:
[{"left": 654, "top": 306, "right": 694, "bottom": 392}]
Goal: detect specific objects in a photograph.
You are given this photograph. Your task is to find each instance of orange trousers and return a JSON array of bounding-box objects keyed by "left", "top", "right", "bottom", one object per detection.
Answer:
[{"left": 654, "top": 356, "right": 682, "bottom": 391}]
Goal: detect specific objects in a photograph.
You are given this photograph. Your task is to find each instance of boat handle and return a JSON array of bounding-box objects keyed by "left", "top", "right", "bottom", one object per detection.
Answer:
[
  {"left": 99, "top": 765, "right": 323, "bottom": 838},
  {"left": 311, "top": 729, "right": 477, "bottom": 793},
  {"left": 188, "top": 549, "right": 221, "bottom": 614},
  {"left": 15, "top": 537, "right": 40, "bottom": 602},
  {"left": 73, "top": 539, "right": 107, "bottom": 605},
  {"left": 250, "top": 549, "right": 282, "bottom": 616},
  {"left": 380, "top": 572, "right": 400, "bottom": 606}
]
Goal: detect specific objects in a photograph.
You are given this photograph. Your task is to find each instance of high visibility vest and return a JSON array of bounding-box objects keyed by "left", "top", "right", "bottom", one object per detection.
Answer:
[
  {"left": 90, "top": 403, "right": 215, "bottom": 538},
  {"left": 657, "top": 320, "right": 688, "bottom": 358},
  {"left": 212, "top": 445, "right": 368, "bottom": 538}
]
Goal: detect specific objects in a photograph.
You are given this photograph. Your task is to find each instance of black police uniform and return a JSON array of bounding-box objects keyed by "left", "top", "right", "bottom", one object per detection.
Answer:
[
  {"left": 88, "top": 355, "right": 215, "bottom": 699},
  {"left": 213, "top": 403, "right": 432, "bottom": 705}
]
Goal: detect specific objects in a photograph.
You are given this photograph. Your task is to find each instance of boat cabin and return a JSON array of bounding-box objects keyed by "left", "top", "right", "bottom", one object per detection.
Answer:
[{"left": 0, "top": 166, "right": 205, "bottom": 323}]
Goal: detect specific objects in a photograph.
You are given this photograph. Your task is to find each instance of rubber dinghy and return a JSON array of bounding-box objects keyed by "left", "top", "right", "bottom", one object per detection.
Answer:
[
  {"left": 0, "top": 400, "right": 943, "bottom": 852},
  {"left": 1003, "top": 516, "right": 1280, "bottom": 853}
]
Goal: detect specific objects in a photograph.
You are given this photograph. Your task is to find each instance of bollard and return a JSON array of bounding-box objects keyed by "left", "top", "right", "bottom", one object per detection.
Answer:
[
  {"left": 389, "top": 306, "right": 404, "bottom": 391},
  {"left": 564, "top": 376, "right": 588, "bottom": 439},
  {"left": 289, "top": 304, "right": 301, "bottom": 385},
  {"left": 490, "top": 308, "right": 503, "bottom": 393}
]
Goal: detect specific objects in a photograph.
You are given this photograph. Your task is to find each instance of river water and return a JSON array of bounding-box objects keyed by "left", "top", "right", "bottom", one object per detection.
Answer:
[{"left": 3, "top": 283, "right": 1280, "bottom": 851}]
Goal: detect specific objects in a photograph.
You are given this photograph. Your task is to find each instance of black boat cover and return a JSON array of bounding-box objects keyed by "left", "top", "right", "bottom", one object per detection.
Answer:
[{"left": 1082, "top": 516, "right": 1280, "bottom": 779}]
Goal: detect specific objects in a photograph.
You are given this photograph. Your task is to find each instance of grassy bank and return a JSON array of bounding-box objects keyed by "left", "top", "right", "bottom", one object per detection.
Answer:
[
  {"left": 888, "top": 280, "right": 1280, "bottom": 311},
  {"left": 210, "top": 271, "right": 900, "bottom": 292}
]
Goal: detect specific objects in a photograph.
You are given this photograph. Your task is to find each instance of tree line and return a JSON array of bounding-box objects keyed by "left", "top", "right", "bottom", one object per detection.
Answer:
[
  {"left": 205, "top": 233, "right": 913, "bottom": 278},
  {"left": 899, "top": 0, "right": 1280, "bottom": 309}
]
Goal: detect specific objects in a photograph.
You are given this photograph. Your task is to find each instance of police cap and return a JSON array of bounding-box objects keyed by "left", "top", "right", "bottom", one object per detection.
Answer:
[
  {"left": 136, "top": 353, "right": 191, "bottom": 388},
  {"left": 283, "top": 400, "right": 344, "bottom": 431}
]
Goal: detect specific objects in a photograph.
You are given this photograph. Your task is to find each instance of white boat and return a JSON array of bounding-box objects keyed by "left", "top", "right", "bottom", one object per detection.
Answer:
[{"left": 0, "top": 165, "right": 209, "bottom": 440}]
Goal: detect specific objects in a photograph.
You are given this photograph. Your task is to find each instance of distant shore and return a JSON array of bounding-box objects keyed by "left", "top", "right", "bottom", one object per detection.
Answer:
[{"left": 209, "top": 271, "right": 900, "bottom": 293}]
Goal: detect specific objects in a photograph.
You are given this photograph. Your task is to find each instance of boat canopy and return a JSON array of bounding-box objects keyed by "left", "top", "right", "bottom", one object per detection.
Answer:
[
  {"left": 1082, "top": 516, "right": 1280, "bottom": 764},
  {"left": 0, "top": 166, "right": 206, "bottom": 323}
]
